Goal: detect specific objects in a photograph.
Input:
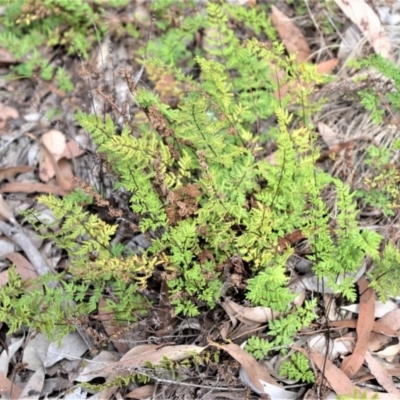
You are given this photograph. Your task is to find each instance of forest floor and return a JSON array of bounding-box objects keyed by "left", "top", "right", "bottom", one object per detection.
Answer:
[{"left": 1, "top": 0, "right": 400, "bottom": 399}]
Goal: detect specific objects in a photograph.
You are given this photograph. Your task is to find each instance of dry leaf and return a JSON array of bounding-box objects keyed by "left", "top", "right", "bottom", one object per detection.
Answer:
[
  {"left": 308, "top": 334, "right": 354, "bottom": 360},
  {"left": 214, "top": 342, "right": 283, "bottom": 395},
  {"left": 295, "top": 346, "right": 361, "bottom": 396},
  {"left": 318, "top": 122, "right": 345, "bottom": 148},
  {"left": 329, "top": 319, "right": 400, "bottom": 338},
  {"left": 98, "top": 297, "right": 130, "bottom": 354},
  {"left": 0, "top": 372, "right": 22, "bottom": 398},
  {"left": 1, "top": 182, "right": 67, "bottom": 196},
  {"left": 222, "top": 299, "right": 278, "bottom": 324},
  {"left": 0, "top": 103, "right": 19, "bottom": 121},
  {"left": 61, "top": 140, "right": 86, "bottom": 159},
  {"left": 0, "top": 49, "right": 17, "bottom": 65},
  {"left": 341, "top": 277, "right": 375, "bottom": 377},
  {"left": 340, "top": 299, "right": 398, "bottom": 319},
  {"left": 316, "top": 58, "right": 339, "bottom": 74},
  {"left": 39, "top": 129, "right": 67, "bottom": 182},
  {"left": 338, "top": 23, "right": 363, "bottom": 61},
  {"left": 365, "top": 351, "right": 400, "bottom": 396},
  {"left": 5, "top": 252, "right": 39, "bottom": 288},
  {"left": 0, "top": 194, "right": 14, "bottom": 223},
  {"left": 271, "top": 6, "right": 310, "bottom": 62},
  {"left": 334, "top": 0, "right": 391, "bottom": 59},
  {"left": 18, "top": 367, "right": 45, "bottom": 400},
  {"left": 40, "top": 141, "right": 72, "bottom": 192},
  {"left": 126, "top": 385, "right": 155, "bottom": 399},
  {"left": 372, "top": 340, "right": 400, "bottom": 363},
  {"left": 89, "top": 344, "right": 206, "bottom": 377},
  {"left": 0, "top": 166, "right": 34, "bottom": 183},
  {"left": 75, "top": 351, "right": 120, "bottom": 382}
]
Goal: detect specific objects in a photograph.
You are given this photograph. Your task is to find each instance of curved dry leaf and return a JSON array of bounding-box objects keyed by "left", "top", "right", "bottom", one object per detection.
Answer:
[
  {"left": 75, "top": 351, "right": 120, "bottom": 382},
  {"left": 18, "top": 367, "right": 45, "bottom": 400},
  {"left": 0, "top": 372, "right": 22, "bottom": 398},
  {"left": 271, "top": 6, "right": 310, "bottom": 62},
  {"left": 0, "top": 103, "right": 19, "bottom": 120},
  {"left": 340, "top": 299, "right": 397, "bottom": 319},
  {"left": 126, "top": 385, "right": 155, "bottom": 399},
  {"left": 318, "top": 122, "right": 345, "bottom": 148},
  {"left": 368, "top": 309, "right": 400, "bottom": 352},
  {"left": 372, "top": 339, "right": 400, "bottom": 363},
  {"left": 0, "top": 166, "right": 34, "bottom": 183},
  {"left": 40, "top": 142, "right": 72, "bottom": 192},
  {"left": 5, "top": 252, "right": 39, "bottom": 291},
  {"left": 329, "top": 319, "right": 400, "bottom": 338},
  {"left": 0, "top": 49, "right": 17, "bottom": 65},
  {"left": 89, "top": 344, "right": 206, "bottom": 377},
  {"left": 316, "top": 58, "right": 339, "bottom": 74},
  {"left": 0, "top": 194, "right": 14, "bottom": 223},
  {"left": 39, "top": 130, "right": 66, "bottom": 182},
  {"left": 97, "top": 297, "right": 130, "bottom": 354},
  {"left": 365, "top": 351, "right": 400, "bottom": 396},
  {"left": 294, "top": 346, "right": 360, "bottom": 396},
  {"left": 222, "top": 299, "right": 278, "bottom": 324},
  {"left": 214, "top": 342, "right": 281, "bottom": 394},
  {"left": 334, "top": 0, "right": 391, "bottom": 59},
  {"left": 61, "top": 140, "right": 86, "bottom": 159},
  {"left": 1, "top": 182, "right": 67, "bottom": 196},
  {"left": 308, "top": 334, "right": 353, "bottom": 360},
  {"left": 341, "top": 277, "right": 375, "bottom": 377},
  {"left": 338, "top": 23, "right": 363, "bottom": 61},
  {"left": 0, "top": 336, "right": 24, "bottom": 376},
  {"left": 44, "top": 332, "right": 88, "bottom": 368}
]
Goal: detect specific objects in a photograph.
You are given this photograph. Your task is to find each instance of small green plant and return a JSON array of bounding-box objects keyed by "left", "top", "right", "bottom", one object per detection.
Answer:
[
  {"left": 279, "top": 352, "right": 315, "bottom": 383},
  {"left": 355, "top": 54, "right": 400, "bottom": 123},
  {"left": 0, "top": 0, "right": 128, "bottom": 89},
  {"left": 355, "top": 144, "right": 400, "bottom": 216},
  {"left": 245, "top": 337, "right": 274, "bottom": 360},
  {"left": 3, "top": 1, "right": 400, "bottom": 354}
]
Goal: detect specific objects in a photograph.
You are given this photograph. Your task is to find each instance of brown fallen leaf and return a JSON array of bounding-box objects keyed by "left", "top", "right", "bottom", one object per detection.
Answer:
[
  {"left": 334, "top": 0, "right": 391, "bottom": 59},
  {"left": 341, "top": 277, "right": 375, "bottom": 377},
  {"left": 98, "top": 297, "right": 130, "bottom": 354},
  {"left": 365, "top": 351, "right": 400, "bottom": 396},
  {"left": 213, "top": 342, "right": 281, "bottom": 394},
  {"left": 0, "top": 103, "right": 19, "bottom": 121},
  {"left": 40, "top": 141, "right": 73, "bottom": 192},
  {"left": 316, "top": 58, "right": 339, "bottom": 74},
  {"left": 60, "top": 139, "right": 86, "bottom": 159},
  {"left": 39, "top": 129, "right": 67, "bottom": 182},
  {"left": 0, "top": 48, "right": 17, "bottom": 65},
  {"left": 0, "top": 371, "right": 22, "bottom": 398},
  {"left": 271, "top": 6, "right": 310, "bottom": 62},
  {"left": 295, "top": 346, "right": 361, "bottom": 396},
  {"left": 0, "top": 165, "right": 34, "bottom": 183},
  {"left": 329, "top": 319, "right": 400, "bottom": 337},
  {"left": 5, "top": 252, "right": 39, "bottom": 286},
  {"left": 0, "top": 182, "right": 67, "bottom": 196},
  {"left": 222, "top": 299, "right": 278, "bottom": 324},
  {"left": 88, "top": 344, "right": 207, "bottom": 377},
  {"left": 369, "top": 309, "right": 400, "bottom": 352},
  {"left": 126, "top": 385, "right": 155, "bottom": 399}
]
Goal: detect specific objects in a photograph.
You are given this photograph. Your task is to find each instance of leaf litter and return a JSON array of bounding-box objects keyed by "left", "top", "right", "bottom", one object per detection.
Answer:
[{"left": 1, "top": 0, "right": 400, "bottom": 399}]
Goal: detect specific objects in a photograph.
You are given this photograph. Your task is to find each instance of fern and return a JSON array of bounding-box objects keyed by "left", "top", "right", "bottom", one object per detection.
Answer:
[{"left": 279, "top": 352, "right": 315, "bottom": 383}]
